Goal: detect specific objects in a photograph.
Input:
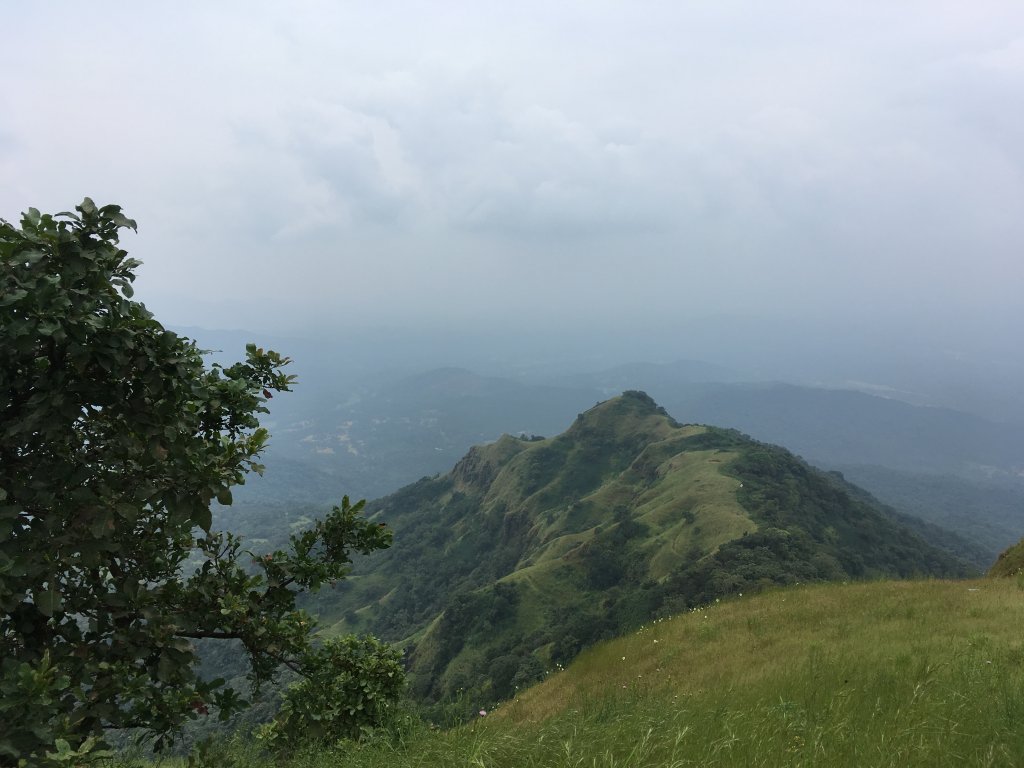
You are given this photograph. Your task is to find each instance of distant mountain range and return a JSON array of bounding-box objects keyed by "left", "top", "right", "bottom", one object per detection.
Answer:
[
  {"left": 236, "top": 362, "right": 1024, "bottom": 565},
  {"left": 302, "top": 392, "right": 972, "bottom": 710}
]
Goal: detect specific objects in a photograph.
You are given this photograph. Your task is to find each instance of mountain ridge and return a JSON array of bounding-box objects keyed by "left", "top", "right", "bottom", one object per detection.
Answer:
[{"left": 304, "top": 392, "right": 972, "bottom": 712}]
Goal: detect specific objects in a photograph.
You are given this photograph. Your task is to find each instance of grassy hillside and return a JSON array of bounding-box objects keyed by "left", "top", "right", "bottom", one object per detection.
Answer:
[
  {"left": 988, "top": 537, "right": 1024, "bottom": 578},
  {"left": 298, "top": 392, "right": 970, "bottom": 712},
  {"left": 181, "top": 578, "right": 1024, "bottom": 768}
]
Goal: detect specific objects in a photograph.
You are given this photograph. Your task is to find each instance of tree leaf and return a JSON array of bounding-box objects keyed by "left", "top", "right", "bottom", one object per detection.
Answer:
[{"left": 33, "top": 586, "right": 63, "bottom": 617}]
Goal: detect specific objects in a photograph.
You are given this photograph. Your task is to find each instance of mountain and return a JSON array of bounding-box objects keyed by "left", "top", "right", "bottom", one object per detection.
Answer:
[
  {"left": 307, "top": 392, "right": 971, "bottom": 710},
  {"left": 228, "top": 359, "right": 1024, "bottom": 564},
  {"left": 581, "top": 375, "right": 1024, "bottom": 563}
]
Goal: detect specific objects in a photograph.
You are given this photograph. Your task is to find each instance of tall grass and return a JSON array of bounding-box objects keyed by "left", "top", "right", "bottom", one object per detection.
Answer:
[{"left": 118, "top": 578, "right": 1024, "bottom": 767}]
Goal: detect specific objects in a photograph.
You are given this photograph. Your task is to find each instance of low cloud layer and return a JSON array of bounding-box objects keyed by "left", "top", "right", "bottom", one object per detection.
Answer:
[{"left": 3, "top": 1, "right": 1022, "bottom": 339}]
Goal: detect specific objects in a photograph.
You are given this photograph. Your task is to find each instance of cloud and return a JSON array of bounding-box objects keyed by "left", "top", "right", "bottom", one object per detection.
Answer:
[{"left": 2, "top": 1, "right": 1023, "bottom": 334}]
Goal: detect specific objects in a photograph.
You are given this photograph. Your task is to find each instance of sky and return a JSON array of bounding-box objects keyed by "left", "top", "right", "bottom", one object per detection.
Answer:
[{"left": 2, "top": 2, "right": 1023, "bottom": 349}]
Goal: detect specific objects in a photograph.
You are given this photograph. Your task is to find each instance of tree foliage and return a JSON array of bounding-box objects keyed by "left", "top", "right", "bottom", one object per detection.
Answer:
[
  {"left": 0, "top": 200, "right": 395, "bottom": 765},
  {"left": 258, "top": 635, "right": 405, "bottom": 751}
]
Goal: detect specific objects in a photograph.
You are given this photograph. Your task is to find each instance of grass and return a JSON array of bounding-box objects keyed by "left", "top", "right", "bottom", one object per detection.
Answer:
[
  {"left": 124, "top": 577, "right": 1024, "bottom": 767},
  {"left": 631, "top": 447, "right": 754, "bottom": 580},
  {"left": 988, "top": 539, "right": 1024, "bottom": 577}
]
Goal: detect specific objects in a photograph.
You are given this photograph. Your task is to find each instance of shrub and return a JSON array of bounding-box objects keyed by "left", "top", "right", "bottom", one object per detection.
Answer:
[{"left": 259, "top": 636, "right": 406, "bottom": 750}]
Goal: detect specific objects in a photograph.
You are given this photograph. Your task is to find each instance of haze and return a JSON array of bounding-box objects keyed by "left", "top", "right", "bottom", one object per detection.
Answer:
[{"left": 3, "top": 2, "right": 1023, "bottom": 418}]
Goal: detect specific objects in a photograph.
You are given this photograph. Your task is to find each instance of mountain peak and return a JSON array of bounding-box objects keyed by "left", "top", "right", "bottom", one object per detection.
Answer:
[{"left": 569, "top": 390, "right": 679, "bottom": 434}]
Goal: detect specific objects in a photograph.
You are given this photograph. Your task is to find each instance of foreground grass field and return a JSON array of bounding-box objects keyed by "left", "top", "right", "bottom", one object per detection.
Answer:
[{"left": 138, "top": 577, "right": 1024, "bottom": 767}]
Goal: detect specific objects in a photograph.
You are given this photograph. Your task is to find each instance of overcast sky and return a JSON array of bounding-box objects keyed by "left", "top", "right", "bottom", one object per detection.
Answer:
[{"left": 3, "top": 2, "right": 1023, "bottom": 342}]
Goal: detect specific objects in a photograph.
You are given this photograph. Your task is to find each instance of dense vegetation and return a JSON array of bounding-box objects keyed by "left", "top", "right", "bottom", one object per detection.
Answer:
[
  {"left": 662, "top": 437, "right": 971, "bottom": 608},
  {"left": 0, "top": 202, "right": 400, "bottom": 765},
  {"left": 839, "top": 464, "right": 1024, "bottom": 565}
]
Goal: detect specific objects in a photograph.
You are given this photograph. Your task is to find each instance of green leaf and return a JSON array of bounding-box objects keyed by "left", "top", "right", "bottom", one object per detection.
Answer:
[
  {"left": 90, "top": 515, "right": 112, "bottom": 538},
  {"left": 191, "top": 503, "right": 213, "bottom": 532},
  {"left": 157, "top": 653, "right": 176, "bottom": 683},
  {"left": 0, "top": 289, "right": 28, "bottom": 307},
  {"left": 115, "top": 502, "right": 139, "bottom": 522},
  {"left": 33, "top": 586, "right": 63, "bottom": 617},
  {"left": 116, "top": 213, "right": 137, "bottom": 230}
]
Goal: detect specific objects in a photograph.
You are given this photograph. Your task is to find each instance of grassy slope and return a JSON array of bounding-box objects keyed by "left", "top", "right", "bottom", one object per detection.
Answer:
[
  {"left": 989, "top": 538, "right": 1024, "bottom": 578},
  {"left": 317, "top": 399, "right": 760, "bottom": 657},
  {"left": 196, "top": 578, "right": 1024, "bottom": 768},
  {"left": 396, "top": 426, "right": 745, "bottom": 698}
]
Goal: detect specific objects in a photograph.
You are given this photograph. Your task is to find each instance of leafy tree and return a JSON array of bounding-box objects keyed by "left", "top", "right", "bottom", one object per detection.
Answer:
[
  {"left": 0, "top": 200, "right": 396, "bottom": 764},
  {"left": 258, "top": 635, "right": 405, "bottom": 750}
]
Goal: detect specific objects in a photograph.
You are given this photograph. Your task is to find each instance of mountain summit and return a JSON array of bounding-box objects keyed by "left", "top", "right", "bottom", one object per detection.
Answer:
[{"left": 317, "top": 393, "right": 971, "bottom": 708}]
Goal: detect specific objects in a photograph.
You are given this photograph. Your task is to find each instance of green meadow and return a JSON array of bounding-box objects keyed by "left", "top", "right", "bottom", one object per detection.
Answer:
[{"left": 129, "top": 577, "right": 1024, "bottom": 767}]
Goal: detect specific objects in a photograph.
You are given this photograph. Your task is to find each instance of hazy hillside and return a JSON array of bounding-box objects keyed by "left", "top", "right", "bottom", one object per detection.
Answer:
[
  {"left": 300, "top": 392, "right": 970, "bottom": 712},
  {"left": 236, "top": 366, "right": 599, "bottom": 504},
  {"left": 647, "top": 381, "right": 1024, "bottom": 480},
  {"left": 838, "top": 464, "right": 1024, "bottom": 561}
]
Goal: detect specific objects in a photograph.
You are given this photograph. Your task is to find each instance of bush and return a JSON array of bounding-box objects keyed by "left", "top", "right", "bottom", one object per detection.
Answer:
[{"left": 259, "top": 636, "right": 406, "bottom": 750}]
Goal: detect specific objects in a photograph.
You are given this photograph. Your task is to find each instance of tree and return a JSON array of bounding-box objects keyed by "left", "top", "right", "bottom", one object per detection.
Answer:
[{"left": 0, "top": 200, "right": 396, "bottom": 764}]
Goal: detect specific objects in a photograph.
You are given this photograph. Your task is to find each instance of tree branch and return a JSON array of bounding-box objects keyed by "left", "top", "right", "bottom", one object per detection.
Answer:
[{"left": 175, "top": 630, "right": 243, "bottom": 640}]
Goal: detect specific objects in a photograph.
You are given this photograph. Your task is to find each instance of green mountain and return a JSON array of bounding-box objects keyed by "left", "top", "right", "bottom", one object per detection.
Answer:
[
  {"left": 228, "top": 361, "right": 1023, "bottom": 566},
  {"left": 306, "top": 392, "right": 971, "bottom": 709}
]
